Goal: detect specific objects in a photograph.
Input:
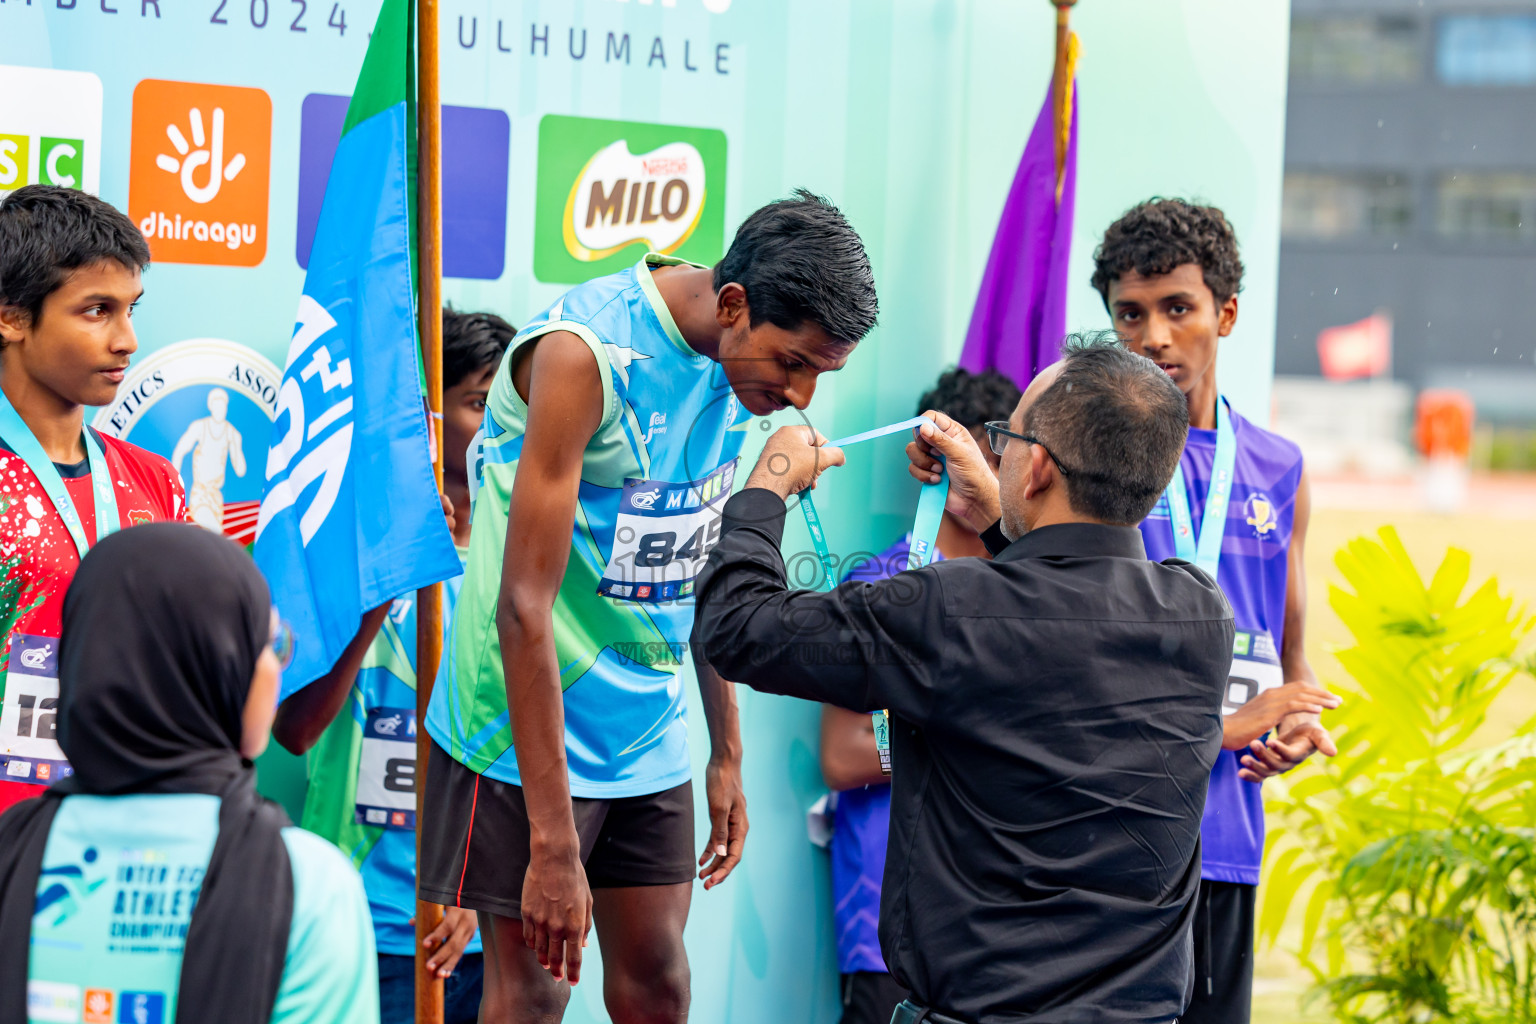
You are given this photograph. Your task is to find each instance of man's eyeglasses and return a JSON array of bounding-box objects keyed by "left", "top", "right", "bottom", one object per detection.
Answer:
[
  {"left": 270, "top": 609, "right": 295, "bottom": 670},
  {"left": 983, "top": 421, "right": 1075, "bottom": 478}
]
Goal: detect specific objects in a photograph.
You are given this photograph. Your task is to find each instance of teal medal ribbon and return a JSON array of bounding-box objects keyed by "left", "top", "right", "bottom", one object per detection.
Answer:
[
  {"left": 0, "top": 392, "right": 120, "bottom": 560},
  {"left": 1164, "top": 397, "right": 1235, "bottom": 579},
  {"left": 796, "top": 415, "right": 949, "bottom": 776}
]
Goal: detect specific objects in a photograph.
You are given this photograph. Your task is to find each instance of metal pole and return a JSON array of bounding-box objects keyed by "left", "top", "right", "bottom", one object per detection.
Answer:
[
  {"left": 413, "top": 0, "right": 445, "bottom": 1016},
  {"left": 1052, "top": 0, "right": 1077, "bottom": 201}
]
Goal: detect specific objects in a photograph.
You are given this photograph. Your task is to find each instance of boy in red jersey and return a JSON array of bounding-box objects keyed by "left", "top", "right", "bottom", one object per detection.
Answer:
[{"left": 0, "top": 185, "right": 188, "bottom": 811}]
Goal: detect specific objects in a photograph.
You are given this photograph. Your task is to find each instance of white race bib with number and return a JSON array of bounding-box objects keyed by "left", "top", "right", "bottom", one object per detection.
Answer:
[
  {"left": 355, "top": 706, "right": 416, "bottom": 830},
  {"left": 1222, "top": 628, "right": 1283, "bottom": 716},
  {"left": 0, "top": 634, "right": 72, "bottom": 785},
  {"left": 598, "top": 459, "right": 736, "bottom": 604}
]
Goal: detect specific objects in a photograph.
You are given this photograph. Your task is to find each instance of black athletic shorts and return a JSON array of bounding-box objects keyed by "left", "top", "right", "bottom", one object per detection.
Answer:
[
  {"left": 1181, "top": 879, "right": 1256, "bottom": 1024},
  {"left": 418, "top": 740, "right": 697, "bottom": 918}
]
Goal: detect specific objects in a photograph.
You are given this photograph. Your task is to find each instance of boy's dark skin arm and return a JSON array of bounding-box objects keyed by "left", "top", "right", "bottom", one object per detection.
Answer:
[
  {"left": 271, "top": 605, "right": 391, "bottom": 755},
  {"left": 500, "top": 331, "right": 604, "bottom": 987},
  {"left": 694, "top": 659, "right": 748, "bottom": 888}
]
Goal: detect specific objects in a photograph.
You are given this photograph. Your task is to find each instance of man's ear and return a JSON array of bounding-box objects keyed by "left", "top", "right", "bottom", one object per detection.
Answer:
[
  {"left": 1020, "top": 442, "right": 1053, "bottom": 502},
  {"left": 715, "top": 281, "right": 749, "bottom": 330},
  {"left": 0, "top": 303, "right": 30, "bottom": 347},
  {"left": 1217, "top": 294, "right": 1239, "bottom": 338}
]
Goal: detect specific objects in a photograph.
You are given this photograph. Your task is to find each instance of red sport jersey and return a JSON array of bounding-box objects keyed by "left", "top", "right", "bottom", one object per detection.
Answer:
[{"left": 0, "top": 428, "right": 188, "bottom": 811}]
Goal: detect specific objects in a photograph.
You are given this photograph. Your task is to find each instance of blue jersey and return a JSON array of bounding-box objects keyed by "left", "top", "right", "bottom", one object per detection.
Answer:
[
  {"left": 1139, "top": 406, "right": 1303, "bottom": 884},
  {"left": 300, "top": 553, "right": 476, "bottom": 956},
  {"left": 429, "top": 255, "right": 750, "bottom": 796},
  {"left": 830, "top": 535, "right": 942, "bottom": 974}
]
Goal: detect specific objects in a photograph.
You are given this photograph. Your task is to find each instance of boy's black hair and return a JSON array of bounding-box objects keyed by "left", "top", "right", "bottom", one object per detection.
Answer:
[
  {"left": 915, "top": 367, "right": 1022, "bottom": 432},
  {"left": 0, "top": 185, "right": 151, "bottom": 327},
  {"left": 713, "top": 189, "right": 878, "bottom": 347},
  {"left": 1090, "top": 198, "right": 1245, "bottom": 308},
  {"left": 1024, "top": 330, "right": 1189, "bottom": 526},
  {"left": 443, "top": 307, "right": 515, "bottom": 390}
]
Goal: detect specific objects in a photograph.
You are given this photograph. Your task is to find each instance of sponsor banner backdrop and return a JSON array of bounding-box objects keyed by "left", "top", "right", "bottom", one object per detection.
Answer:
[{"left": 0, "top": 3, "right": 1291, "bottom": 1020}]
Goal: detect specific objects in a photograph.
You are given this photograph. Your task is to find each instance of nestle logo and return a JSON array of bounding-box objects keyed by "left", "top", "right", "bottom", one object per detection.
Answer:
[{"left": 641, "top": 156, "right": 689, "bottom": 176}]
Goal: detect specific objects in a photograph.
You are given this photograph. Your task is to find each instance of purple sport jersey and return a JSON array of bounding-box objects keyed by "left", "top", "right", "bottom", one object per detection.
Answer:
[
  {"left": 830, "top": 534, "right": 943, "bottom": 974},
  {"left": 1139, "top": 404, "right": 1304, "bottom": 885}
]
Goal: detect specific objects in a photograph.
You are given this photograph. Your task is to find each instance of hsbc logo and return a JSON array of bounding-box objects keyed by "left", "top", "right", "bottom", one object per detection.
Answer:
[{"left": 0, "top": 66, "right": 102, "bottom": 198}]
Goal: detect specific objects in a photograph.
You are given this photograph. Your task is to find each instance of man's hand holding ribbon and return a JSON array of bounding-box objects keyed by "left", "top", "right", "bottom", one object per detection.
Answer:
[
  {"left": 745, "top": 426, "right": 846, "bottom": 498},
  {"left": 906, "top": 411, "right": 1001, "bottom": 533}
]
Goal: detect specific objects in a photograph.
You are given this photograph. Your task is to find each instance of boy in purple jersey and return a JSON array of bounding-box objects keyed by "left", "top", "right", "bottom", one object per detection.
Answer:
[
  {"left": 819, "top": 367, "right": 1018, "bottom": 1024},
  {"left": 1092, "top": 199, "right": 1343, "bottom": 1023}
]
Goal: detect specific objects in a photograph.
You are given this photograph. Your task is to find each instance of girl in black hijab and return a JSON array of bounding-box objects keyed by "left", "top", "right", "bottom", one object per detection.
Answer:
[{"left": 0, "top": 522, "right": 379, "bottom": 1024}]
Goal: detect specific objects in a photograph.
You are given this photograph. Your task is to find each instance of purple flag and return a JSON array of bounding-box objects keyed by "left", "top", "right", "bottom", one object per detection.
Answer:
[{"left": 959, "top": 78, "right": 1078, "bottom": 387}]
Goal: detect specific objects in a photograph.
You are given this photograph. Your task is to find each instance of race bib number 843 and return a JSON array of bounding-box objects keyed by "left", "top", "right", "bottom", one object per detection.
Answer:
[{"left": 598, "top": 460, "right": 736, "bottom": 604}]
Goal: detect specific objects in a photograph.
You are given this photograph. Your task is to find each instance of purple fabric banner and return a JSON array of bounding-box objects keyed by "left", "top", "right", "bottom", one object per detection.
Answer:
[{"left": 959, "top": 79, "right": 1078, "bottom": 387}]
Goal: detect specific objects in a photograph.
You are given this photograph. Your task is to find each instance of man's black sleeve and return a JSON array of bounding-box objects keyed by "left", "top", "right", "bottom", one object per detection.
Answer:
[{"left": 692, "top": 488, "right": 944, "bottom": 724}]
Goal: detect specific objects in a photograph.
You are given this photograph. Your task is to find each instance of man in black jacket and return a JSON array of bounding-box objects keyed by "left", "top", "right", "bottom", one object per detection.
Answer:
[{"left": 693, "top": 333, "right": 1236, "bottom": 1024}]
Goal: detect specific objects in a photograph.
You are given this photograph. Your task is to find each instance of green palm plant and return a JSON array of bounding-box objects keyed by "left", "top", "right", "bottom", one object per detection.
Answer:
[{"left": 1260, "top": 527, "right": 1536, "bottom": 1024}]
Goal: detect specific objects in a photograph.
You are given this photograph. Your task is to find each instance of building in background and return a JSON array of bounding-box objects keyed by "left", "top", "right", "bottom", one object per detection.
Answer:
[{"left": 1277, "top": 0, "right": 1536, "bottom": 472}]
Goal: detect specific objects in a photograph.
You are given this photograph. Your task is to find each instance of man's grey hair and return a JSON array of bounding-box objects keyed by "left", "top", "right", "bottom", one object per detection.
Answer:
[{"left": 1023, "top": 331, "right": 1190, "bottom": 525}]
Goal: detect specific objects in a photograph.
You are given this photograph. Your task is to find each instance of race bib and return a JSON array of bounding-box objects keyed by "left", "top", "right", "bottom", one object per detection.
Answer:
[
  {"left": 1223, "top": 628, "right": 1283, "bottom": 716},
  {"left": 355, "top": 706, "right": 416, "bottom": 830},
  {"left": 0, "top": 634, "right": 72, "bottom": 786},
  {"left": 598, "top": 459, "right": 736, "bottom": 604}
]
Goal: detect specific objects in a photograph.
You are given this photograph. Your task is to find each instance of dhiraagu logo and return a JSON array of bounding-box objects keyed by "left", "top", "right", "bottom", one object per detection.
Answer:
[
  {"left": 535, "top": 114, "right": 726, "bottom": 284},
  {"left": 0, "top": 65, "right": 102, "bottom": 197}
]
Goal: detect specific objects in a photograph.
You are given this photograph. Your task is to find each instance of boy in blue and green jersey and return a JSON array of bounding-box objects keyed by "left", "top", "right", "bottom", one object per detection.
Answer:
[
  {"left": 419, "top": 191, "right": 878, "bottom": 1023},
  {"left": 273, "top": 309, "right": 514, "bottom": 1024}
]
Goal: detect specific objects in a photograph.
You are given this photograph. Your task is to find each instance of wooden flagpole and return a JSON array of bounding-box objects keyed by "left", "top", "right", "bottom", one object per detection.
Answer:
[
  {"left": 1051, "top": 0, "right": 1077, "bottom": 201},
  {"left": 414, "top": 0, "right": 445, "bottom": 1015}
]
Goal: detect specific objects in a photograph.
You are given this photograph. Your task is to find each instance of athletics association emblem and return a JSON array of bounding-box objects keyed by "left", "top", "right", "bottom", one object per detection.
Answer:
[
  {"left": 93, "top": 339, "right": 281, "bottom": 547},
  {"left": 1244, "top": 492, "right": 1279, "bottom": 538}
]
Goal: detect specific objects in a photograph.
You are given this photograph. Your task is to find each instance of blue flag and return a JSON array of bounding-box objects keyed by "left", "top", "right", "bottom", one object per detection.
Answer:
[{"left": 254, "top": 0, "right": 459, "bottom": 698}]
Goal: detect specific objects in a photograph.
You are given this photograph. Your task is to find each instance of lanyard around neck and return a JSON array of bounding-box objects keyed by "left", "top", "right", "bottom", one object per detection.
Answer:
[
  {"left": 797, "top": 416, "right": 949, "bottom": 591},
  {"left": 1164, "top": 397, "right": 1235, "bottom": 579},
  {"left": 0, "top": 391, "right": 120, "bottom": 560}
]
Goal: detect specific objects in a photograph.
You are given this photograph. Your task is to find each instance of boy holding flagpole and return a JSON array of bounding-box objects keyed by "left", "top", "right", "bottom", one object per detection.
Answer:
[{"left": 273, "top": 309, "right": 514, "bottom": 1024}]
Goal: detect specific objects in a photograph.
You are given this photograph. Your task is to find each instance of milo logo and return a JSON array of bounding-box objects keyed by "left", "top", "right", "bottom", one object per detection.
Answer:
[
  {"left": 565, "top": 141, "right": 706, "bottom": 261},
  {"left": 535, "top": 114, "right": 726, "bottom": 285}
]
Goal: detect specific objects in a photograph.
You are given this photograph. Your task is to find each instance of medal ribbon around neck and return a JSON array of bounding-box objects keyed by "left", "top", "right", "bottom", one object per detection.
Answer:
[
  {"left": 1164, "top": 397, "right": 1235, "bottom": 579},
  {"left": 0, "top": 391, "right": 120, "bottom": 560}
]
